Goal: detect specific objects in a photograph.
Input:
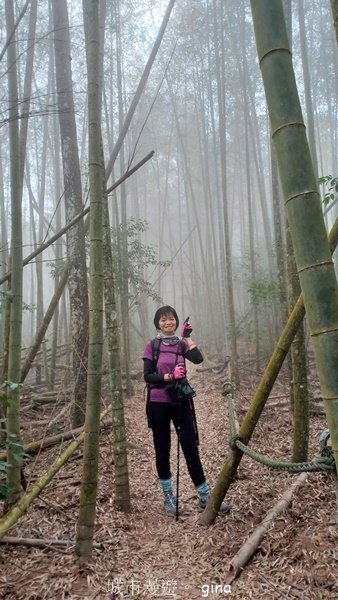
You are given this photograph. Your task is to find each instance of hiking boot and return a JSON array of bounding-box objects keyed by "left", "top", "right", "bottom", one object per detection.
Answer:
[
  {"left": 198, "top": 493, "right": 230, "bottom": 515},
  {"left": 163, "top": 490, "right": 176, "bottom": 517}
]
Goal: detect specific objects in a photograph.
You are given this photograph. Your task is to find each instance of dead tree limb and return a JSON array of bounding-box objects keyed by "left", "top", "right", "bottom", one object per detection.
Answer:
[
  {"left": 0, "top": 151, "right": 154, "bottom": 287},
  {"left": 0, "top": 536, "right": 73, "bottom": 548},
  {"left": 0, "top": 406, "right": 110, "bottom": 541},
  {"left": 0, "top": 419, "right": 111, "bottom": 461},
  {"left": 226, "top": 473, "right": 308, "bottom": 583}
]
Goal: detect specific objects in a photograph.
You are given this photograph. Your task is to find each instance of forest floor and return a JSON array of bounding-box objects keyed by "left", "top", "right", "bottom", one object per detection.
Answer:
[{"left": 0, "top": 357, "right": 337, "bottom": 600}]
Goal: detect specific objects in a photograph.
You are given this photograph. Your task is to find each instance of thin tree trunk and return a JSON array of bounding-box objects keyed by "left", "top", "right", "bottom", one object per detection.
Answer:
[
  {"left": 115, "top": 1, "right": 133, "bottom": 398},
  {"left": 297, "top": 0, "right": 319, "bottom": 178},
  {"left": 103, "top": 197, "right": 131, "bottom": 512},
  {"left": 331, "top": 0, "right": 338, "bottom": 44},
  {"left": 51, "top": 0, "right": 89, "bottom": 428},
  {"left": 213, "top": 0, "right": 239, "bottom": 386},
  {"left": 5, "top": 0, "right": 23, "bottom": 504},
  {"left": 75, "top": 0, "right": 105, "bottom": 561}
]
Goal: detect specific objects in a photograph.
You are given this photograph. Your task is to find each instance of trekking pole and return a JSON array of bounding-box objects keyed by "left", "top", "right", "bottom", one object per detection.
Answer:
[
  {"left": 175, "top": 360, "right": 186, "bottom": 521},
  {"left": 176, "top": 392, "right": 181, "bottom": 521}
]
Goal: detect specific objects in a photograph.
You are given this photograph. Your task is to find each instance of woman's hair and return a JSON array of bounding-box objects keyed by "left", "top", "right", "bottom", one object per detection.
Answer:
[{"left": 153, "top": 305, "right": 179, "bottom": 329}]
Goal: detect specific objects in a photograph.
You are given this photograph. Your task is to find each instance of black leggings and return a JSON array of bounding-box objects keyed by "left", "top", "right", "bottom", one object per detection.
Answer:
[{"left": 148, "top": 401, "right": 206, "bottom": 487}]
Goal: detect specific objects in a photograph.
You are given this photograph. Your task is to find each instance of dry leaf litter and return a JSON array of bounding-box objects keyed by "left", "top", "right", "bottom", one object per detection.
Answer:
[{"left": 0, "top": 358, "right": 337, "bottom": 600}]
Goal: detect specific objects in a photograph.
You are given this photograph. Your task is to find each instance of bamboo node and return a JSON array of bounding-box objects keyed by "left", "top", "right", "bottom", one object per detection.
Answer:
[
  {"left": 298, "top": 260, "right": 333, "bottom": 274},
  {"left": 310, "top": 325, "right": 338, "bottom": 337},
  {"left": 284, "top": 189, "right": 319, "bottom": 205},
  {"left": 259, "top": 46, "right": 291, "bottom": 65},
  {"left": 271, "top": 120, "right": 305, "bottom": 139}
]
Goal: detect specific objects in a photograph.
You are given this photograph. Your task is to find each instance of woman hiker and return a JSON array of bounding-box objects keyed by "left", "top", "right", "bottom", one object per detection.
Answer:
[{"left": 143, "top": 305, "right": 230, "bottom": 517}]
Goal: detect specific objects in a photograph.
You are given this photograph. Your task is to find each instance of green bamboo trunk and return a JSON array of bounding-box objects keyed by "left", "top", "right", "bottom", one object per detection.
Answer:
[
  {"left": 199, "top": 218, "right": 338, "bottom": 526},
  {"left": 103, "top": 197, "right": 131, "bottom": 512},
  {"left": 251, "top": 0, "right": 338, "bottom": 495},
  {"left": 331, "top": 0, "right": 338, "bottom": 44},
  {"left": 75, "top": 0, "right": 104, "bottom": 560},
  {"left": 199, "top": 0, "right": 338, "bottom": 524},
  {"left": 5, "top": 0, "right": 23, "bottom": 503}
]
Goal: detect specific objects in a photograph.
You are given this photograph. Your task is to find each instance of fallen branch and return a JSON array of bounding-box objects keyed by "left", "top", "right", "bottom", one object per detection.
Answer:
[
  {"left": 0, "top": 419, "right": 111, "bottom": 461},
  {"left": 0, "top": 535, "right": 102, "bottom": 550},
  {"left": 226, "top": 472, "right": 308, "bottom": 584},
  {"left": 0, "top": 536, "right": 74, "bottom": 548},
  {"left": 0, "top": 406, "right": 111, "bottom": 540}
]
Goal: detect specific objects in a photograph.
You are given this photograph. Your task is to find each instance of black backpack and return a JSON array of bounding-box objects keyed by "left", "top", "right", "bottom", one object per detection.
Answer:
[
  {"left": 145, "top": 338, "right": 199, "bottom": 444},
  {"left": 151, "top": 337, "right": 185, "bottom": 371}
]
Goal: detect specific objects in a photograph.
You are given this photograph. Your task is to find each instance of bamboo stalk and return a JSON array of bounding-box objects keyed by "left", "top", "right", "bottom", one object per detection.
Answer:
[{"left": 199, "top": 216, "right": 338, "bottom": 525}]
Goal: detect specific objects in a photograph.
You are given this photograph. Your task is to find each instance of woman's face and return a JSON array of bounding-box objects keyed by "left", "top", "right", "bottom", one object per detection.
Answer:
[{"left": 158, "top": 312, "right": 177, "bottom": 336}]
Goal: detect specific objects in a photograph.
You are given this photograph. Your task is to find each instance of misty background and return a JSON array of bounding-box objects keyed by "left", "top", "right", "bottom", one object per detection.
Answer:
[{"left": 0, "top": 0, "right": 337, "bottom": 366}]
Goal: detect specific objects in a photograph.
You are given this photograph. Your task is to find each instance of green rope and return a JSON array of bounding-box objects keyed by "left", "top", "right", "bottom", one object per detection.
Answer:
[{"left": 222, "top": 381, "right": 336, "bottom": 473}]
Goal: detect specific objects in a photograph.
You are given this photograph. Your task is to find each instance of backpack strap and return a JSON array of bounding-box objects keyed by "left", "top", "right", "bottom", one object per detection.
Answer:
[
  {"left": 150, "top": 338, "right": 186, "bottom": 373},
  {"left": 151, "top": 338, "right": 162, "bottom": 372}
]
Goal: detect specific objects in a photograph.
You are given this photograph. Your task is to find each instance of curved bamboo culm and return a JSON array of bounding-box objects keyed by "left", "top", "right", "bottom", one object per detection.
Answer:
[
  {"left": 250, "top": 0, "right": 338, "bottom": 484},
  {"left": 199, "top": 217, "right": 338, "bottom": 526},
  {"left": 199, "top": 1, "right": 338, "bottom": 526}
]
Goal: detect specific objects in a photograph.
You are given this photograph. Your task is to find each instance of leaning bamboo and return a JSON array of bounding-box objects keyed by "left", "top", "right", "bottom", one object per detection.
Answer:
[
  {"left": 199, "top": 218, "right": 338, "bottom": 525},
  {"left": 199, "top": 2, "right": 338, "bottom": 526},
  {"left": 0, "top": 406, "right": 110, "bottom": 540},
  {"left": 251, "top": 0, "right": 338, "bottom": 505}
]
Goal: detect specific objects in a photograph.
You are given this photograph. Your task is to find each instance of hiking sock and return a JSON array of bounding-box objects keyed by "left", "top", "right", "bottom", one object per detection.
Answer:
[
  {"left": 159, "top": 478, "right": 173, "bottom": 493},
  {"left": 160, "top": 479, "right": 176, "bottom": 517},
  {"left": 196, "top": 481, "right": 210, "bottom": 510},
  {"left": 196, "top": 481, "right": 230, "bottom": 514}
]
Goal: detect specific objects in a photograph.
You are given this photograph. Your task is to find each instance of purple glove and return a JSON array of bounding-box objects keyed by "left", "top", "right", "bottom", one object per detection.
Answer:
[
  {"left": 181, "top": 321, "right": 193, "bottom": 338},
  {"left": 173, "top": 364, "right": 186, "bottom": 379}
]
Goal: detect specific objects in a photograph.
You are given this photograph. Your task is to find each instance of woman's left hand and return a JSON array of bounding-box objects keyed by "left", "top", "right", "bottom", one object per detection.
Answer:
[{"left": 181, "top": 320, "right": 193, "bottom": 337}]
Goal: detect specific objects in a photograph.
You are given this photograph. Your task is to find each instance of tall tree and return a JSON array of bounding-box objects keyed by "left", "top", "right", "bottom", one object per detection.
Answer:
[
  {"left": 5, "top": 0, "right": 23, "bottom": 504},
  {"left": 251, "top": 0, "right": 338, "bottom": 509},
  {"left": 76, "top": 0, "right": 105, "bottom": 560},
  {"left": 51, "top": 0, "right": 89, "bottom": 427},
  {"left": 282, "top": 0, "right": 309, "bottom": 461},
  {"left": 331, "top": 0, "right": 338, "bottom": 44},
  {"left": 213, "top": 0, "right": 239, "bottom": 385},
  {"left": 103, "top": 197, "right": 131, "bottom": 512}
]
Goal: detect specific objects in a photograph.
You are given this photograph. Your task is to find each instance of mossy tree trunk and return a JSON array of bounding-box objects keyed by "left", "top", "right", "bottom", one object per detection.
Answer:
[{"left": 287, "top": 222, "right": 309, "bottom": 462}]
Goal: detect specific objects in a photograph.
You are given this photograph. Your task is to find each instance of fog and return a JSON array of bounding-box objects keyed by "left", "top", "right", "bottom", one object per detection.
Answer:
[{"left": 0, "top": 0, "right": 337, "bottom": 369}]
